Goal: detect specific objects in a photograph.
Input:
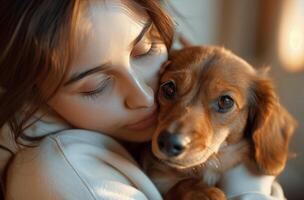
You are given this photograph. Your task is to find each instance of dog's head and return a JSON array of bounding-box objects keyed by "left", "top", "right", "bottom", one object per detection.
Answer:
[{"left": 152, "top": 46, "right": 296, "bottom": 175}]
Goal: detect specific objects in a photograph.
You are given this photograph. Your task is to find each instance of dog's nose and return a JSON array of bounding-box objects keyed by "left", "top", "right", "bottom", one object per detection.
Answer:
[{"left": 157, "top": 130, "right": 187, "bottom": 157}]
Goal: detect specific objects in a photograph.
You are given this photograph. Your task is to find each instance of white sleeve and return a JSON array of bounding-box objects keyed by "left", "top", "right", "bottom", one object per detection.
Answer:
[
  {"left": 5, "top": 132, "right": 152, "bottom": 200},
  {"left": 228, "top": 181, "right": 286, "bottom": 200}
]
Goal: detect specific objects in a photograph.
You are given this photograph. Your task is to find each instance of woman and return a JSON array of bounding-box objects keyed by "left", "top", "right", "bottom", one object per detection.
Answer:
[
  {"left": 0, "top": 0, "right": 172, "bottom": 199},
  {"left": 0, "top": 0, "right": 286, "bottom": 199}
]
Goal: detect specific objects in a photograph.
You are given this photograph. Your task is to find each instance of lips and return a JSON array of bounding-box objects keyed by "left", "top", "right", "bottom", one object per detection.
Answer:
[{"left": 125, "top": 110, "right": 158, "bottom": 131}]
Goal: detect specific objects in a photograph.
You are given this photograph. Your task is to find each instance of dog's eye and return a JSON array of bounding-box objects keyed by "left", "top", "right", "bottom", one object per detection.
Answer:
[
  {"left": 160, "top": 80, "right": 176, "bottom": 100},
  {"left": 217, "top": 95, "right": 234, "bottom": 113}
]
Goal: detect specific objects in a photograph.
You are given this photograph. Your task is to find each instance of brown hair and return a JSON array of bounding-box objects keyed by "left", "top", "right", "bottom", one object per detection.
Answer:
[{"left": 0, "top": 0, "right": 174, "bottom": 142}]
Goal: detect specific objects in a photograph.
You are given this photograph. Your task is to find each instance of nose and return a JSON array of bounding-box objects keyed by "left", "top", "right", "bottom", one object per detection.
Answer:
[
  {"left": 157, "top": 130, "right": 187, "bottom": 157},
  {"left": 124, "top": 69, "right": 154, "bottom": 109}
]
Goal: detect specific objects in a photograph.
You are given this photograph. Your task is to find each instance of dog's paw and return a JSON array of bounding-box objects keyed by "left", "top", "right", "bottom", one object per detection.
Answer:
[{"left": 164, "top": 178, "right": 226, "bottom": 200}]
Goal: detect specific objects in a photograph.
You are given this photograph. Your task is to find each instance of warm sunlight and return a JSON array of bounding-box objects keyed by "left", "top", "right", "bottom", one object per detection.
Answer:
[{"left": 278, "top": 0, "right": 304, "bottom": 72}]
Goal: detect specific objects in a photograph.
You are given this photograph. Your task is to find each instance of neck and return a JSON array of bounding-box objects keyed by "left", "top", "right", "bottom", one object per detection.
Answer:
[{"left": 219, "top": 164, "right": 275, "bottom": 198}]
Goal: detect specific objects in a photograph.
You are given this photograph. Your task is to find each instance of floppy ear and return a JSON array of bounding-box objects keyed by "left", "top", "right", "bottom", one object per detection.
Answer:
[{"left": 246, "top": 76, "right": 297, "bottom": 175}]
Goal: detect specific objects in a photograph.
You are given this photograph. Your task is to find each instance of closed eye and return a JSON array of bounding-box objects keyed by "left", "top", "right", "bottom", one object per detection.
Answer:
[
  {"left": 81, "top": 76, "right": 112, "bottom": 100},
  {"left": 131, "top": 24, "right": 162, "bottom": 59},
  {"left": 131, "top": 41, "right": 159, "bottom": 58}
]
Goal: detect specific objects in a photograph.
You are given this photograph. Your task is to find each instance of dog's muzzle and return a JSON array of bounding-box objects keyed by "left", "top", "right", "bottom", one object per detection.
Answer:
[{"left": 157, "top": 129, "right": 189, "bottom": 157}]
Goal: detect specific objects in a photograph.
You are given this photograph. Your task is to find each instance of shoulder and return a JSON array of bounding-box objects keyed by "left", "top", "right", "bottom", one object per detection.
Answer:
[
  {"left": 5, "top": 129, "right": 161, "bottom": 200},
  {"left": 47, "top": 129, "right": 137, "bottom": 165}
]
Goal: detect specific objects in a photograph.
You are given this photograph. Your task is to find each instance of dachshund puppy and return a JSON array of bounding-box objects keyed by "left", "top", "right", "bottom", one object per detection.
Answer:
[{"left": 142, "top": 46, "right": 296, "bottom": 200}]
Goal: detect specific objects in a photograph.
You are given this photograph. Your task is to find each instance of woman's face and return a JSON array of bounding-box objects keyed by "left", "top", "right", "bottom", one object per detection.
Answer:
[{"left": 48, "top": 0, "right": 168, "bottom": 142}]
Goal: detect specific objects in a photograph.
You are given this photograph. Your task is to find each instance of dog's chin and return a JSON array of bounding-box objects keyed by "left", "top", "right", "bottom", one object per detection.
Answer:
[{"left": 158, "top": 150, "right": 214, "bottom": 170}]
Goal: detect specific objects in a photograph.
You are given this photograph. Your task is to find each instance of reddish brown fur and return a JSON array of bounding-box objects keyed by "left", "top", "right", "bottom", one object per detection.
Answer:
[
  {"left": 246, "top": 78, "right": 296, "bottom": 175},
  {"left": 143, "top": 46, "right": 297, "bottom": 200}
]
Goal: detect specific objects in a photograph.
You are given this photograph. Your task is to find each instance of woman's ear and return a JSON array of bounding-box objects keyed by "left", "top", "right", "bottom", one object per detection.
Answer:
[{"left": 246, "top": 76, "right": 297, "bottom": 175}]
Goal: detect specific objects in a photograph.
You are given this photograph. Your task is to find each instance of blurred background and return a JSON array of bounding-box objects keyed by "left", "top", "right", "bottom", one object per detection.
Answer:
[{"left": 166, "top": 0, "right": 304, "bottom": 199}]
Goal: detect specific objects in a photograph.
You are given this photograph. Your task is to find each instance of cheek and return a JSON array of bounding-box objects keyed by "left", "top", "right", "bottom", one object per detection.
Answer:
[
  {"left": 226, "top": 111, "right": 248, "bottom": 143},
  {"left": 211, "top": 107, "right": 240, "bottom": 126},
  {"left": 210, "top": 108, "right": 248, "bottom": 144},
  {"left": 48, "top": 94, "right": 125, "bottom": 132},
  {"left": 132, "top": 44, "right": 168, "bottom": 91}
]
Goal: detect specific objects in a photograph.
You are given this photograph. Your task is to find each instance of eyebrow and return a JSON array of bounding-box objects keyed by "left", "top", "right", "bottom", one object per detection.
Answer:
[
  {"left": 64, "top": 63, "right": 110, "bottom": 86},
  {"left": 64, "top": 21, "right": 152, "bottom": 87}
]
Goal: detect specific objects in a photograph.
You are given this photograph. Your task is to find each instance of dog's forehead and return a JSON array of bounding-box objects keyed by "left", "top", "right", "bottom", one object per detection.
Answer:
[
  {"left": 169, "top": 46, "right": 253, "bottom": 70},
  {"left": 167, "top": 46, "right": 256, "bottom": 85},
  {"left": 211, "top": 49, "right": 255, "bottom": 75},
  {"left": 162, "top": 46, "right": 257, "bottom": 107},
  {"left": 168, "top": 46, "right": 211, "bottom": 71}
]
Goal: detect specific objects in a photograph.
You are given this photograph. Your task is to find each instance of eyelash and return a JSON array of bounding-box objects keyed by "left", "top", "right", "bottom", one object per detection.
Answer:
[
  {"left": 79, "top": 38, "right": 160, "bottom": 99},
  {"left": 133, "top": 41, "right": 159, "bottom": 59},
  {"left": 81, "top": 77, "right": 112, "bottom": 100}
]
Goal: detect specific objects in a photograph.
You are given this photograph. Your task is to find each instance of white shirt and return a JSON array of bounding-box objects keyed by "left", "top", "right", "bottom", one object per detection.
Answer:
[
  {"left": 0, "top": 114, "right": 162, "bottom": 200},
  {"left": 0, "top": 113, "right": 286, "bottom": 200}
]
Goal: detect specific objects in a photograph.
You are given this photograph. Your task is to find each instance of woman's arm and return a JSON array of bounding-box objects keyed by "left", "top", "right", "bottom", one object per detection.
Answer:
[{"left": 5, "top": 130, "right": 161, "bottom": 200}]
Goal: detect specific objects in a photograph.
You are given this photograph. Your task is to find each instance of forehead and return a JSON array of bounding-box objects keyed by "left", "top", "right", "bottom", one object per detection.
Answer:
[
  {"left": 70, "top": 0, "right": 149, "bottom": 72},
  {"left": 203, "top": 50, "right": 255, "bottom": 91},
  {"left": 75, "top": 0, "right": 148, "bottom": 43},
  {"left": 85, "top": 0, "right": 148, "bottom": 24}
]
